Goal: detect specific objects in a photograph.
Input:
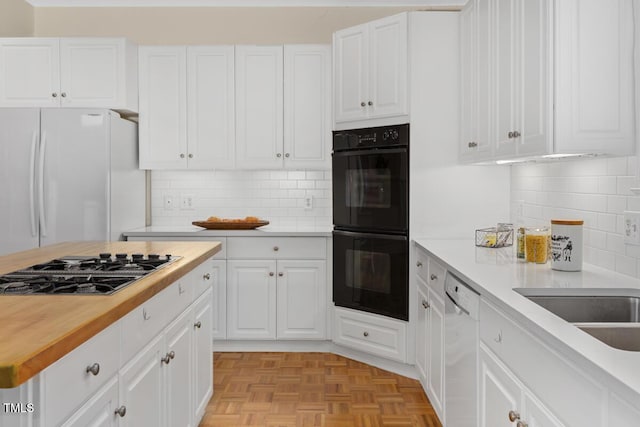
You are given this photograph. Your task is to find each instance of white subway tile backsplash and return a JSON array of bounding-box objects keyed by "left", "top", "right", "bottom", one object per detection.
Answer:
[
  {"left": 511, "top": 156, "right": 640, "bottom": 279},
  {"left": 152, "top": 170, "right": 332, "bottom": 228}
]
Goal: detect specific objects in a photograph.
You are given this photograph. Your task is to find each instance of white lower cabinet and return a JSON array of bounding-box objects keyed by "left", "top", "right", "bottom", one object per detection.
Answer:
[
  {"left": 193, "top": 290, "right": 214, "bottom": 423},
  {"left": 164, "top": 309, "right": 194, "bottom": 427},
  {"left": 60, "top": 377, "right": 119, "bottom": 427},
  {"left": 414, "top": 249, "right": 445, "bottom": 420},
  {"left": 479, "top": 344, "right": 564, "bottom": 427}
]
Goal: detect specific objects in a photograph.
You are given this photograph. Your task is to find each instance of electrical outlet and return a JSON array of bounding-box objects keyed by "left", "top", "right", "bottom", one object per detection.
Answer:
[
  {"left": 624, "top": 211, "right": 640, "bottom": 245},
  {"left": 181, "top": 194, "right": 195, "bottom": 210},
  {"left": 163, "top": 195, "right": 174, "bottom": 211},
  {"left": 304, "top": 196, "right": 313, "bottom": 210}
]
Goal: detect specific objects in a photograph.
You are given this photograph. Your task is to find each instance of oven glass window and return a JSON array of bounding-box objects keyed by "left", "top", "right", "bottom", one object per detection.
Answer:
[
  {"left": 346, "top": 169, "right": 391, "bottom": 209},
  {"left": 345, "top": 249, "right": 391, "bottom": 293}
]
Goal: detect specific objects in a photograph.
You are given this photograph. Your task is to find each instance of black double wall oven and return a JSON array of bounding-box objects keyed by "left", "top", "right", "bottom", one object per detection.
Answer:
[{"left": 332, "top": 124, "right": 409, "bottom": 321}]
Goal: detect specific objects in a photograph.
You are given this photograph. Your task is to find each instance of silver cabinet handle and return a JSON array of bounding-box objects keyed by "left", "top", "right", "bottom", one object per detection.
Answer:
[
  {"left": 495, "top": 331, "right": 503, "bottom": 343},
  {"left": 363, "top": 331, "right": 369, "bottom": 337},
  {"left": 368, "top": 101, "right": 373, "bottom": 106},
  {"left": 278, "top": 272, "right": 284, "bottom": 277},
  {"left": 143, "top": 308, "right": 151, "bottom": 321},
  {"left": 168, "top": 350, "right": 175, "bottom": 360},
  {"left": 360, "top": 102, "right": 366, "bottom": 107},
  {"left": 273, "top": 246, "right": 279, "bottom": 251},
  {"left": 161, "top": 353, "right": 171, "bottom": 364},
  {"left": 180, "top": 153, "right": 185, "bottom": 158},
  {"left": 52, "top": 92, "right": 58, "bottom": 98},
  {"left": 468, "top": 141, "right": 478, "bottom": 148},
  {"left": 114, "top": 406, "right": 126, "bottom": 417},
  {"left": 513, "top": 131, "right": 521, "bottom": 138},
  {"left": 194, "top": 321, "right": 202, "bottom": 329},
  {"left": 421, "top": 300, "right": 430, "bottom": 309},
  {"left": 61, "top": 92, "right": 67, "bottom": 98},
  {"left": 416, "top": 261, "right": 423, "bottom": 267},
  {"left": 203, "top": 273, "right": 211, "bottom": 280},
  {"left": 517, "top": 422, "right": 528, "bottom": 427},
  {"left": 178, "top": 284, "right": 185, "bottom": 295},
  {"left": 269, "top": 272, "right": 274, "bottom": 277},
  {"left": 188, "top": 153, "right": 193, "bottom": 158},
  {"left": 86, "top": 363, "right": 100, "bottom": 376},
  {"left": 285, "top": 153, "right": 290, "bottom": 158},
  {"left": 508, "top": 410, "right": 521, "bottom": 422},
  {"left": 276, "top": 153, "right": 282, "bottom": 158},
  {"left": 430, "top": 274, "right": 437, "bottom": 281}
]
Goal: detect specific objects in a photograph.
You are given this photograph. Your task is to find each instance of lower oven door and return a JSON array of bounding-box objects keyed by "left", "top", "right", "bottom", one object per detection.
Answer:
[{"left": 333, "top": 230, "right": 408, "bottom": 321}]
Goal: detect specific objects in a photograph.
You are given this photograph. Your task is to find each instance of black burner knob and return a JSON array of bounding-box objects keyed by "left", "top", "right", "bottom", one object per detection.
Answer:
[
  {"left": 148, "top": 254, "right": 160, "bottom": 260},
  {"left": 132, "top": 254, "right": 144, "bottom": 262},
  {"left": 115, "top": 253, "right": 128, "bottom": 260},
  {"left": 165, "top": 254, "right": 172, "bottom": 260},
  {"left": 99, "top": 253, "right": 111, "bottom": 259}
]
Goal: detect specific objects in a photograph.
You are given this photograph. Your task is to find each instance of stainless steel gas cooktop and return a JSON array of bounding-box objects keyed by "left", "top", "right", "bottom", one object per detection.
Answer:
[{"left": 0, "top": 253, "right": 179, "bottom": 295}]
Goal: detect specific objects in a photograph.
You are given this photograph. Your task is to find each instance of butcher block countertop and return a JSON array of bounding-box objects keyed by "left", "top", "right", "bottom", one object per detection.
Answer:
[{"left": 0, "top": 241, "right": 221, "bottom": 388}]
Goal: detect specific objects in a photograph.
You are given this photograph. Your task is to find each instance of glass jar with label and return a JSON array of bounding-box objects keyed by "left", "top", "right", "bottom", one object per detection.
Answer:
[
  {"left": 550, "top": 219, "right": 583, "bottom": 271},
  {"left": 525, "top": 226, "right": 550, "bottom": 264}
]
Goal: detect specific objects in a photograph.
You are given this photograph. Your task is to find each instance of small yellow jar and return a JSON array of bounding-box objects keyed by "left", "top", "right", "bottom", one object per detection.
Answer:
[{"left": 525, "top": 227, "right": 550, "bottom": 263}]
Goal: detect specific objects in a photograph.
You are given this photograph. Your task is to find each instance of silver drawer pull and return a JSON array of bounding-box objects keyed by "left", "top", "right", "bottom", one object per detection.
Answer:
[
  {"left": 114, "top": 406, "right": 126, "bottom": 417},
  {"left": 517, "top": 422, "right": 528, "bottom": 427},
  {"left": 86, "top": 363, "right": 100, "bottom": 376},
  {"left": 194, "top": 321, "right": 202, "bottom": 329},
  {"left": 161, "top": 353, "right": 171, "bottom": 364},
  {"left": 363, "top": 331, "right": 369, "bottom": 337},
  {"left": 416, "top": 261, "right": 423, "bottom": 267},
  {"left": 143, "top": 308, "right": 151, "bottom": 321},
  {"left": 203, "top": 273, "right": 211, "bottom": 280},
  {"left": 430, "top": 274, "right": 437, "bottom": 281},
  {"left": 495, "top": 331, "right": 502, "bottom": 344},
  {"left": 278, "top": 272, "right": 284, "bottom": 277},
  {"left": 273, "top": 246, "right": 279, "bottom": 251},
  {"left": 422, "top": 300, "right": 430, "bottom": 309},
  {"left": 508, "top": 410, "right": 521, "bottom": 422},
  {"left": 168, "top": 350, "right": 175, "bottom": 360},
  {"left": 269, "top": 272, "right": 274, "bottom": 277},
  {"left": 178, "top": 284, "right": 185, "bottom": 295}
]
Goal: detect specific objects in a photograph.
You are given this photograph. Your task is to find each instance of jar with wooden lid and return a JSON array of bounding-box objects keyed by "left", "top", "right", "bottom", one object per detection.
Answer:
[{"left": 550, "top": 219, "right": 583, "bottom": 271}]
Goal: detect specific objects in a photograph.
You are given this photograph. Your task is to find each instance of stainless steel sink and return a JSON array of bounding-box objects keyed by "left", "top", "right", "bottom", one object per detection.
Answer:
[{"left": 514, "top": 288, "right": 640, "bottom": 351}]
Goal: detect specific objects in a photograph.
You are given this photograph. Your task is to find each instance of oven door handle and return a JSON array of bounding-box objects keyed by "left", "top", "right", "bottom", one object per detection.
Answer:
[
  {"left": 332, "top": 147, "right": 407, "bottom": 157},
  {"left": 333, "top": 230, "right": 407, "bottom": 241}
]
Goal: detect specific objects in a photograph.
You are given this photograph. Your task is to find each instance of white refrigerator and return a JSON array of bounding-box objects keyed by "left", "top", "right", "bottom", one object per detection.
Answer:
[{"left": 0, "top": 108, "right": 146, "bottom": 256}]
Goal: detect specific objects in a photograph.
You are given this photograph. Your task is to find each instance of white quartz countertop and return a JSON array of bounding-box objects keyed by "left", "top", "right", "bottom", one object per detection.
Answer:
[
  {"left": 123, "top": 225, "right": 333, "bottom": 238},
  {"left": 414, "top": 238, "right": 640, "bottom": 398}
]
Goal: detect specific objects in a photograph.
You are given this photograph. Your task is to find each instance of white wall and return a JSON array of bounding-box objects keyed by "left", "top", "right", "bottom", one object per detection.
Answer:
[
  {"left": 511, "top": 156, "right": 640, "bottom": 278},
  {"left": 152, "top": 169, "right": 331, "bottom": 228}
]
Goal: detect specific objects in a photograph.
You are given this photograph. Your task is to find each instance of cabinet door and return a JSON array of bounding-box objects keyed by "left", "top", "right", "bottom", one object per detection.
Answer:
[
  {"left": 227, "top": 260, "right": 277, "bottom": 339},
  {"left": 475, "top": 0, "right": 493, "bottom": 160},
  {"left": 368, "top": 13, "right": 408, "bottom": 119},
  {"left": 164, "top": 310, "right": 193, "bottom": 427},
  {"left": 193, "top": 289, "right": 214, "bottom": 423},
  {"left": 187, "top": 46, "right": 235, "bottom": 169},
  {"left": 209, "top": 260, "right": 227, "bottom": 340},
  {"left": 59, "top": 38, "right": 121, "bottom": 108},
  {"left": 555, "top": 0, "right": 635, "bottom": 155},
  {"left": 459, "top": 0, "right": 479, "bottom": 162},
  {"left": 60, "top": 377, "right": 119, "bottom": 427},
  {"left": 283, "top": 45, "right": 331, "bottom": 169},
  {"left": 524, "top": 392, "right": 565, "bottom": 427},
  {"left": 494, "top": 0, "right": 518, "bottom": 158},
  {"left": 427, "top": 290, "right": 445, "bottom": 419},
  {"left": 138, "top": 46, "right": 187, "bottom": 169},
  {"left": 518, "top": 0, "right": 550, "bottom": 156},
  {"left": 119, "top": 335, "right": 164, "bottom": 427},
  {"left": 479, "top": 344, "right": 523, "bottom": 427},
  {"left": 235, "top": 46, "right": 283, "bottom": 169},
  {"left": 333, "top": 23, "right": 368, "bottom": 123},
  {"left": 276, "top": 260, "right": 326, "bottom": 340},
  {"left": 0, "top": 38, "right": 60, "bottom": 107},
  {"left": 415, "top": 280, "right": 429, "bottom": 384}
]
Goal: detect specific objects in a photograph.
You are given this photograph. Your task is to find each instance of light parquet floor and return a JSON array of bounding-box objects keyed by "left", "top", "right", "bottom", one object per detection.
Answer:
[{"left": 199, "top": 352, "right": 442, "bottom": 427}]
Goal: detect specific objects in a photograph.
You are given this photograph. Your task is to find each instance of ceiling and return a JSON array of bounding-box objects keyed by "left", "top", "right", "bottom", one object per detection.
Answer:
[{"left": 24, "top": 0, "right": 465, "bottom": 7}]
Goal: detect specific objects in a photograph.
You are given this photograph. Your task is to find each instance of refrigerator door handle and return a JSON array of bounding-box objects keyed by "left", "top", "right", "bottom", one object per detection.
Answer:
[
  {"left": 29, "top": 130, "right": 38, "bottom": 237},
  {"left": 38, "top": 131, "right": 47, "bottom": 237}
]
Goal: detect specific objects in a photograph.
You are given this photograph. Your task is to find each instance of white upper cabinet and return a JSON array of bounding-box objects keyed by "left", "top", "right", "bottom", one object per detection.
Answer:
[
  {"left": 0, "top": 38, "right": 137, "bottom": 111},
  {"left": 460, "top": 0, "right": 634, "bottom": 163},
  {"left": 138, "top": 46, "right": 188, "bottom": 169},
  {"left": 138, "top": 45, "right": 235, "bottom": 170},
  {"left": 235, "top": 45, "right": 284, "bottom": 169},
  {"left": 187, "top": 46, "right": 236, "bottom": 169},
  {"left": 283, "top": 44, "right": 331, "bottom": 169},
  {"left": 333, "top": 13, "right": 408, "bottom": 125}
]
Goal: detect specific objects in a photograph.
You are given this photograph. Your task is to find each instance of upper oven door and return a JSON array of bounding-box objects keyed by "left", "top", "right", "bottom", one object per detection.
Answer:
[{"left": 332, "top": 147, "right": 408, "bottom": 233}]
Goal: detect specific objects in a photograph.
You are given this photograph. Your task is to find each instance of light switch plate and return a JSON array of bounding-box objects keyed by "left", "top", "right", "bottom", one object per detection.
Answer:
[{"left": 624, "top": 211, "right": 640, "bottom": 245}]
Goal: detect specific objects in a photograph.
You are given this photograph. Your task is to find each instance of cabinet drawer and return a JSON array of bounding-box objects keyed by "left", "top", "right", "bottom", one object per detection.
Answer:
[
  {"left": 121, "top": 279, "right": 188, "bottom": 362},
  {"left": 191, "top": 259, "right": 215, "bottom": 300},
  {"left": 333, "top": 307, "right": 406, "bottom": 362},
  {"left": 42, "top": 321, "right": 121, "bottom": 427},
  {"left": 227, "top": 237, "right": 326, "bottom": 259},
  {"left": 427, "top": 257, "right": 446, "bottom": 298},
  {"left": 415, "top": 248, "right": 429, "bottom": 283},
  {"left": 480, "top": 299, "right": 605, "bottom": 426}
]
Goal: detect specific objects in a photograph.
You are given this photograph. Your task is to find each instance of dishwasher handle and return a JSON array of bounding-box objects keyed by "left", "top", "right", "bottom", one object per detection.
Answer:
[{"left": 445, "top": 291, "right": 470, "bottom": 316}]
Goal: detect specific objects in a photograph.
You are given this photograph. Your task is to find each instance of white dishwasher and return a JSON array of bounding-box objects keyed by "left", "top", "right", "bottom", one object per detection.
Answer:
[{"left": 444, "top": 272, "right": 480, "bottom": 427}]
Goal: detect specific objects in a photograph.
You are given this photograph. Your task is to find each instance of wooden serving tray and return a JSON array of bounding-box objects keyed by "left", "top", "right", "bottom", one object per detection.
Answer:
[{"left": 192, "top": 220, "right": 269, "bottom": 230}]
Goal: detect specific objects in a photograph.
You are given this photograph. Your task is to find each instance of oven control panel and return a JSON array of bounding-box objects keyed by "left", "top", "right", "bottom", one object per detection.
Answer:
[{"left": 333, "top": 123, "right": 409, "bottom": 151}]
